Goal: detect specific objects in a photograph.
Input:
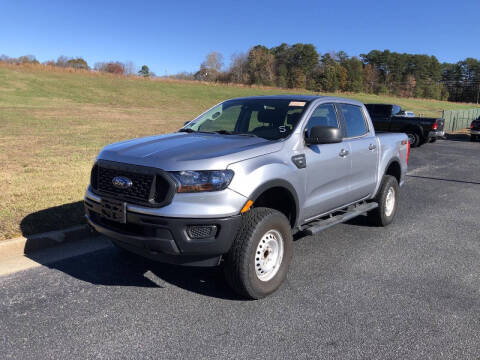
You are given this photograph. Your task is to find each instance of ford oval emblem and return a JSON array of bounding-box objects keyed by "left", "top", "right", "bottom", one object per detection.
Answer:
[{"left": 112, "top": 176, "right": 133, "bottom": 189}]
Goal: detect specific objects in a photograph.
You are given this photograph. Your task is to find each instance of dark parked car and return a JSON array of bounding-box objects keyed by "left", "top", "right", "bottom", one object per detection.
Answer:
[
  {"left": 365, "top": 104, "right": 445, "bottom": 147},
  {"left": 471, "top": 118, "right": 480, "bottom": 141}
]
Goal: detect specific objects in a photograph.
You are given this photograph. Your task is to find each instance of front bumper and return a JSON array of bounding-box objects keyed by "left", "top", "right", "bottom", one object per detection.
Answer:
[
  {"left": 428, "top": 130, "right": 445, "bottom": 138},
  {"left": 470, "top": 129, "right": 480, "bottom": 135},
  {"left": 84, "top": 196, "right": 242, "bottom": 267}
]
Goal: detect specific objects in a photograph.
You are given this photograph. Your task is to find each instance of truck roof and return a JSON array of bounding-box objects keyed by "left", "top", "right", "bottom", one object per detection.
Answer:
[{"left": 228, "top": 94, "right": 364, "bottom": 106}]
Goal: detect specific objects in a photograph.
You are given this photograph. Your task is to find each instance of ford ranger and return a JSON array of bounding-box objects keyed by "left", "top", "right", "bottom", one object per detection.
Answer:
[{"left": 85, "top": 95, "right": 409, "bottom": 299}]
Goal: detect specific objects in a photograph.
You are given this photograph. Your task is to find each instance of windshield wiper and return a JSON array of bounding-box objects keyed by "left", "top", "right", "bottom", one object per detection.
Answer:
[
  {"left": 213, "top": 130, "right": 234, "bottom": 135},
  {"left": 234, "top": 132, "right": 259, "bottom": 137},
  {"left": 213, "top": 130, "right": 258, "bottom": 137},
  {"left": 178, "top": 128, "right": 195, "bottom": 133},
  {"left": 180, "top": 128, "right": 259, "bottom": 138}
]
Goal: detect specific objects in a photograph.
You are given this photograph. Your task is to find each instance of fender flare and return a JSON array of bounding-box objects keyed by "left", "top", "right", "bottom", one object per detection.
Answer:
[
  {"left": 374, "top": 156, "right": 403, "bottom": 197},
  {"left": 384, "top": 156, "right": 403, "bottom": 181},
  {"left": 249, "top": 179, "right": 300, "bottom": 227}
]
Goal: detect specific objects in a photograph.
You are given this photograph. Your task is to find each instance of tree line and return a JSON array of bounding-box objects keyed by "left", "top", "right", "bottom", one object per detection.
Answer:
[
  {"left": 0, "top": 54, "right": 153, "bottom": 77},
  {"left": 181, "top": 45, "right": 480, "bottom": 103},
  {"left": 2, "top": 48, "right": 479, "bottom": 103}
]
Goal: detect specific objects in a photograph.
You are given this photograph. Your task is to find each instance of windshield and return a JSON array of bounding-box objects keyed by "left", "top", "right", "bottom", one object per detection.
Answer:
[{"left": 183, "top": 98, "right": 311, "bottom": 140}]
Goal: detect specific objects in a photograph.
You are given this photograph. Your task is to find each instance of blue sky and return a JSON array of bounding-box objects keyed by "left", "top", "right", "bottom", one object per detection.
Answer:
[{"left": 1, "top": 0, "right": 479, "bottom": 75}]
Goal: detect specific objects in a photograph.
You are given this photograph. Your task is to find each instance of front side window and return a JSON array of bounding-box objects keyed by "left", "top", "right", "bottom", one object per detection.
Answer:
[
  {"left": 340, "top": 104, "right": 368, "bottom": 138},
  {"left": 184, "top": 99, "right": 310, "bottom": 140},
  {"left": 304, "top": 103, "right": 339, "bottom": 136}
]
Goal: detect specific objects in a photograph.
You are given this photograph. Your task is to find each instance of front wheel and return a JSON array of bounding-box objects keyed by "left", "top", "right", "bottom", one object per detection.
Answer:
[
  {"left": 368, "top": 175, "right": 399, "bottom": 227},
  {"left": 223, "top": 207, "right": 293, "bottom": 299}
]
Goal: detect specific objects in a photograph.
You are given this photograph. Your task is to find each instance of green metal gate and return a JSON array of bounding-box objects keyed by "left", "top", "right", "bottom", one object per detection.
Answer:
[{"left": 442, "top": 109, "right": 480, "bottom": 132}]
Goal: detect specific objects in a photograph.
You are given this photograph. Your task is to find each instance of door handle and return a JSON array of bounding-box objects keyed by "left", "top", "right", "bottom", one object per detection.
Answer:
[
  {"left": 368, "top": 143, "right": 377, "bottom": 150},
  {"left": 339, "top": 149, "right": 349, "bottom": 157}
]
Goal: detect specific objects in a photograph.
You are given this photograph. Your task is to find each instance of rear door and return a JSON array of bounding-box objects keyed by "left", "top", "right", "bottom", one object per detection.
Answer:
[
  {"left": 302, "top": 103, "right": 351, "bottom": 221},
  {"left": 338, "top": 104, "right": 378, "bottom": 204}
]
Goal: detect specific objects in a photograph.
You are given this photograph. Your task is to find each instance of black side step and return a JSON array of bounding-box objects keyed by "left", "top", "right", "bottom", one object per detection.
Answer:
[{"left": 301, "top": 202, "right": 378, "bottom": 235}]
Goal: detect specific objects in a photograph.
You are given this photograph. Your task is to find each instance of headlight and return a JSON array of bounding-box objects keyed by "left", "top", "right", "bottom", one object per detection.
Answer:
[{"left": 170, "top": 170, "right": 234, "bottom": 193}]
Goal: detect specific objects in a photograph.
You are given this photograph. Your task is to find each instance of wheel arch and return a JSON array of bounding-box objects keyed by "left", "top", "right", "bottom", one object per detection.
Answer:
[
  {"left": 249, "top": 179, "right": 300, "bottom": 229},
  {"left": 401, "top": 124, "right": 424, "bottom": 137},
  {"left": 384, "top": 158, "right": 402, "bottom": 184},
  {"left": 373, "top": 156, "right": 404, "bottom": 198}
]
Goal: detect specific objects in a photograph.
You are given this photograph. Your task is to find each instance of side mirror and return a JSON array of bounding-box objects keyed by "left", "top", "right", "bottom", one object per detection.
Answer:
[
  {"left": 183, "top": 121, "right": 191, "bottom": 126},
  {"left": 305, "top": 126, "right": 342, "bottom": 145}
]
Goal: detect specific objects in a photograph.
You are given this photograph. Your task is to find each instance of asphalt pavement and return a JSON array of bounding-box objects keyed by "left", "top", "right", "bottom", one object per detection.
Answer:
[{"left": 1, "top": 137, "right": 479, "bottom": 359}]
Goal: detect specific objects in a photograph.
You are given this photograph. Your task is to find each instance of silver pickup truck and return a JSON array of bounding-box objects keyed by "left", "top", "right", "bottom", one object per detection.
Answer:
[{"left": 85, "top": 95, "right": 409, "bottom": 299}]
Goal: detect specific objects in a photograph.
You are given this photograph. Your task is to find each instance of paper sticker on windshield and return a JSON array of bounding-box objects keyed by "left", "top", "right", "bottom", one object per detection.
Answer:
[{"left": 289, "top": 101, "right": 306, "bottom": 107}]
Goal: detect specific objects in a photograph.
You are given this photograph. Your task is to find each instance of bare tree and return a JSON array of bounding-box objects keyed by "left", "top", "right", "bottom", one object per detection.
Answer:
[
  {"left": 56, "top": 56, "right": 69, "bottom": 67},
  {"left": 202, "top": 51, "right": 224, "bottom": 72},
  {"left": 229, "top": 52, "right": 248, "bottom": 83},
  {"left": 124, "top": 61, "right": 136, "bottom": 76}
]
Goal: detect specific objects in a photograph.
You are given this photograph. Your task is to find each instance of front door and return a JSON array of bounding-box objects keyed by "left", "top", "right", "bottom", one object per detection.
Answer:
[{"left": 302, "top": 103, "right": 351, "bottom": 221}]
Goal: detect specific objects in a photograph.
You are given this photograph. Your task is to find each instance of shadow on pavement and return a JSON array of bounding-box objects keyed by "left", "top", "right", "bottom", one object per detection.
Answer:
[
  {"left": 445, "top": 133, "right": 472, "bottom": 142},
  {"left": 344, "top": 214, "right": 378, "bottom": 228},
  {"left": 43, "top": 246, "right": 241, "bottom": 300},
  {"left": 21, "top": 203, "right": 240, "bottom": 299}
]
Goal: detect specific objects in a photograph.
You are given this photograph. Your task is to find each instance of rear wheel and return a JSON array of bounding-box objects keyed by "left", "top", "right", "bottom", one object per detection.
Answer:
[
  {"left": 368, "top": 175, "right": 399, "bottom": 227},
  {"left": 429, "top": 138, "right": 437, "bottom": 143},
  {"left": 406, "top": 132, "right": 420, "bottom": 147},
  {"left": 223, "top": 207, "right": 293, "bottom": 299}
]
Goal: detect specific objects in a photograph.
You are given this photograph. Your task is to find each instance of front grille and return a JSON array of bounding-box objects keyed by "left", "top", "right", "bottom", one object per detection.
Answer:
[
  {"left": 90, "top": 160, "right": 176, "bottom": 207},
  {"left": 98, "top": 166, "right": 154, "bottom": 201}
]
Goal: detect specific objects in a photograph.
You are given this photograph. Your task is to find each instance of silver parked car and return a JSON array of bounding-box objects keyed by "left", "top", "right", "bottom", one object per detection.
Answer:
[{"left": 85, "top": 95, "right": 409, "bottom": 298}]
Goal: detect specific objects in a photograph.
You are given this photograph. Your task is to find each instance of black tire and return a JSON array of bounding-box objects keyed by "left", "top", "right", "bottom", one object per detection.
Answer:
[
  {"left": 471, "top": 135, "right": 477, "bottom": 142},
  {"left": 223, "top": 207, "right": 293, "bottom": 299},
  {"left": 406, "top": 131, "right": 420, "bottom": 147},
  {"left": 429, "top": 138, "right": 437, "bottom": 143},
  {"left": 367, "top": 175, "right": 399, "bottom": 227}
]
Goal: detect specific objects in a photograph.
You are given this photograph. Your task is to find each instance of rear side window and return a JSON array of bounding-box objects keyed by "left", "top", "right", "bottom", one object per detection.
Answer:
[
  {"left": 304, "top": 103, "right": 338, "bottom": 136},
  {"left": 392, "top": 105, "right": 402, "bottom": 115},
  {"left": 366, "top": 104, "right": 391, "bottom": 117},
  {"left": 340, "top": 104, "right": 368, "bottom": 138}
]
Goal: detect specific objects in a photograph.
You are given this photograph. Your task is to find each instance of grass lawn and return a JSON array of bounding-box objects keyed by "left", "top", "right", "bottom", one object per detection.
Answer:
[{"left": 1, "top": 63, "right": 479, "bottom": 240}]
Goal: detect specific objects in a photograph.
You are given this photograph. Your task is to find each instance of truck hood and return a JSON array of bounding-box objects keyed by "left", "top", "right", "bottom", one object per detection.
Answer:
[{"left": 97, "top": 132, "right": 283, "bottom": 171}]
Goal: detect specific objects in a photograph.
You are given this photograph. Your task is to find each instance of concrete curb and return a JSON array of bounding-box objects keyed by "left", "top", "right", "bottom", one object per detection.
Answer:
[{"left": 0, "top": 225, "right": 99, "bottom": 258}]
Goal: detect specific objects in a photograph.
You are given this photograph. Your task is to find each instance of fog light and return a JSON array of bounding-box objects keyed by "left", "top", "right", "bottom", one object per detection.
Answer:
[{"left": 187, "top": 225, "right": 218, "bottom": 239}]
